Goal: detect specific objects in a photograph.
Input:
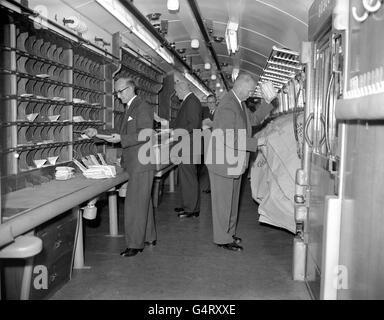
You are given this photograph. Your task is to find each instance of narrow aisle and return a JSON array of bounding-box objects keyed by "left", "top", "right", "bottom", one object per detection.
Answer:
[{"left": 52, "top": 176, "right": 310, "bottom": 300}]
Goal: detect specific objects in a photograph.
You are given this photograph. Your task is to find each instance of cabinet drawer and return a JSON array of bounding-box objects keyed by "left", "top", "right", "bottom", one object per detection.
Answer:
[
  {"left": 34, "top": 211, "right": 78, "bottom": 266},
  {"left": 29, "top": 252, "right": 73, "bottom": 300}
]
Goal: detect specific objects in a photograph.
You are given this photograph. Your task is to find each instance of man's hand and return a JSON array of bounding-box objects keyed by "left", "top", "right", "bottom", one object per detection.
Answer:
[
  {"left": 202, "top": 118, "right": 213, "bottom": 129},
  {"left": 154, "top": 113, "right": 169, "bottom": 126},
  {"left": 104, "top": 133, "right": 121, "bottom": 144},
  {"left": 84, "top": 127, "right": 98, "bottom": 138}
]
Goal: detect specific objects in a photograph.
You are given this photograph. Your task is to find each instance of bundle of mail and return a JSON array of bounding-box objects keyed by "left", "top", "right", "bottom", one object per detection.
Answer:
[{"left": 73, "top": 153, "right": 116, "bottom": 179}]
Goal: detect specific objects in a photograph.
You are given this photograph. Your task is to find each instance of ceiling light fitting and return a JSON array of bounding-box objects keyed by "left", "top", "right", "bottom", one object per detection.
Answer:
[
  {"left": 96, "top": 0, "right": 174, "bottom": 65},
  {"left": 167, "top": 0, "right": 180, "bottom": 12},
  {"left": 191, "top": 39, "right": 200, "bottom": 49},
  {"left": 232, "top": 67, "right": 239, "bottom": 82},
  {"left": 225, "top": 21, "right": 239, "bottom": 55},
  {"left": 146, "top": 13, "right": 161, "bottom": 21},
  {"left": 213, "top": 36, "right": 224, "bottom": 43}
]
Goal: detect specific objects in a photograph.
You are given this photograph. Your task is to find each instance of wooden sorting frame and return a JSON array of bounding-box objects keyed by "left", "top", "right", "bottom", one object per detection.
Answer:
[{"left": 0, "top": 8, "right": 164, "bottom": 193}]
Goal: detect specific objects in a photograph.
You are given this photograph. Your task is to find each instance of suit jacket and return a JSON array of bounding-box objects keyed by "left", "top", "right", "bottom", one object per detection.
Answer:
[
  {"left": 171, "top": 93, "right": 202, "bottom": 132},
  {"left": 171, "top": 93, "right": 202, "bottom": 162},
  {"left": 100, "top": 97, "right": 155, "bottom": 175},
  {"left": 202, "top": 106, "right": 215, "bottom": 121},
  {"left": 206, "top": 90, "right": 273, "bottom": 178}
]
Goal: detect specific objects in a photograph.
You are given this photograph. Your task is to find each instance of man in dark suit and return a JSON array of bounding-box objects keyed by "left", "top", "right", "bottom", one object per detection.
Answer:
[
  {"left": 201, "top": 94, "right": 217, "bottom": 129},
  {"left": 200, "top": 94, "right": 217, "bottom": 193},
  {"left": 206, "top": 73, "right": 275, "bottom": 252},
  {"left": 84, "top": 77, "right": 156, "bottom": 257},
  {"left": 171, "top": 80, "right": 202, "bottom": 218}
]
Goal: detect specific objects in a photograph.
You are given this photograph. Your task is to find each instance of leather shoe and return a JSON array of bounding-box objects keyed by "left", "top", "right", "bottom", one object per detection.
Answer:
[
  {"left": 144, "top": 240, "right": 157, "bottom": 246},
  {"left": 120, "top": 248, "right": 143, "bottom": 257},
  {"left": 217, "top": 242, "right": 243, "bottom": 252},
  {"left": 178, "top": 211, "right": 199, "bottom": 218},
  {"left": 203, "top": 189, "right": 211, "bottom": 194},
  {"left": 232, "top": 235, "right": 242, "bottom": 244},
  {"left": 174, "top": 207, "right": 184, "bottom": 213}
]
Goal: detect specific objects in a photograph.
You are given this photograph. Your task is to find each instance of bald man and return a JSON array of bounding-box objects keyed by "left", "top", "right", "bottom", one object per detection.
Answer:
[
  {"left": 84, "top": 77, "right": 156, "bottom": 257},
  {"left": 206, "top": 73, "right": 275, "bottom": 252},
  {"left": 171, "top": 80, "right": 202, "bottom": 218}
]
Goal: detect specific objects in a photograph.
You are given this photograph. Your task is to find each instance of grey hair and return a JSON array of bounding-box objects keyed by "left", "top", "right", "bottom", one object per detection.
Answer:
[
  {"left": 175, "top": 79, "right": 190, "bottom": 91},
  {"left": 233, "top": 72, "right": 257, "bottom": 89},
  {"left": 115, "top": 77, "right": 137, "bottom": 90}
]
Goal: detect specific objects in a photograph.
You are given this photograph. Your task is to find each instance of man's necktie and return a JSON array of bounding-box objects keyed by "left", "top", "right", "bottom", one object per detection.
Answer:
[{"left": 241, "top": 102, "right": 249, "bottom": 133}]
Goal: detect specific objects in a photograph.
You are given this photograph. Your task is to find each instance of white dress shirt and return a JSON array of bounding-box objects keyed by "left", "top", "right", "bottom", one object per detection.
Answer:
[
  {"left": 127, "top": 95, "right": 137, "bottom": 109},
  {"left": 182, "top": 92, "right": 193, "bottom": 103},
  {"left": 232, "top": 90, "right": 243, "bottom": 109}
]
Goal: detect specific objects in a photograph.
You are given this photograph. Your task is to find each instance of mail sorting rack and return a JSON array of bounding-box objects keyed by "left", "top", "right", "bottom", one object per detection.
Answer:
[
  {"left": 0, "top": 11, "right": 112, "bottom": 192},
  {"left": 113, "top": 48, "right": 163, "bottom": 129},
  {"left": 72, "top": 45, "right": 106, "bottom": 156},
  {"left": 255, "top": 46, "right": 304, "bottom": 115},
  {"left": 1, "top": 19, "right": 73, "bottom": 183}
]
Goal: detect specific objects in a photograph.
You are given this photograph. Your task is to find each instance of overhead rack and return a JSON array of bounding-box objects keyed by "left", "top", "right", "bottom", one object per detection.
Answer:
[{"left": 254, "top": 46, "right": 303, "bottom": 98}]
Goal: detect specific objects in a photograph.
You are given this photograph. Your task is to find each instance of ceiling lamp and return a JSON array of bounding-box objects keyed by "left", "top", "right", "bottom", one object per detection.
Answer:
[
  {"left": 146, "top": 13, "right": 161, "bottom": 21},
  {"left": 225, "top": 20, "right": 239, "bottom": 55},
  {"left": 216, "top": 83, "right": 221, "bottom": 88},
  {"left": 213, "top": 36, "right": 224, "bottom": 43},
  {"left": 167, "top": 0, "right": 179, "bottom": 11},
  {"left": 232, "top": 67, "right": 239, "bottom": 82},
  {"left": 96, "top": 0, "right": 174, "bottom": 65},
  {"left": 211, "top": 74, "right": 217, "bottom": 80},
  {"left": 219, "top": 88, "right": 224, "bottom": 93},
  {"left": 191, "top": 39, "right": 200, "bottom": 49},
  {"left": 204, "top": 63, "right": 211, "bottom": 70}
]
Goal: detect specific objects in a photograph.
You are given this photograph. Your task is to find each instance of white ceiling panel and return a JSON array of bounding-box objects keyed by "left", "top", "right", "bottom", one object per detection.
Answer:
[{"left": 39, "top": 0, "right": 312, "bottom": 88}]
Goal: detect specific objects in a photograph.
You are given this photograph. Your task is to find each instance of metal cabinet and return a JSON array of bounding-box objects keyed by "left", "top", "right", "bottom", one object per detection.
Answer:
[
  {"left": 2, "top": 210, "right": 78, "bottom": 300},
  {"left": 29, "top": 210, "right": 78, "bottom": 299},
  {"left": 301, "top": 0, "right": 348, "bottom": 299},
  {"left": 335, "top": 0, "right": 384, "bottom": 299}
]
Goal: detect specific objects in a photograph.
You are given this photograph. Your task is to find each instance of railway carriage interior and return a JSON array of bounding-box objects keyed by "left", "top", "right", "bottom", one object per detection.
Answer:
[{"left": 1, "top": 0, "right": 384, "bottom": 300}]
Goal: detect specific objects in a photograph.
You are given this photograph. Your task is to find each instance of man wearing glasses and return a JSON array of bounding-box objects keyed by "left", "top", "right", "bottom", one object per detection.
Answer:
[{"left": 84, "top": 77, "right": 156, "bottom": 257}]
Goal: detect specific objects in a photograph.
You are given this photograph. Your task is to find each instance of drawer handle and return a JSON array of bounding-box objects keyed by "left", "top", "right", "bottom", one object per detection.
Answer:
[
  {"left": 54, "top": 240, "right": 62, "bottom": 249},
  {"left": 50, "top": 273, "right": 58, "bottom": 283}
]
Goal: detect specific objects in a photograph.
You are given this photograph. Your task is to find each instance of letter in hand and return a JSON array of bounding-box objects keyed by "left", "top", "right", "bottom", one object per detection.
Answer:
[
  {"left": 154, "top": 112, "right": 169, "bottom": 126},
  {"left": 202, "top": 118, "right": 213, "bottom": 129},
  {"left": 104, "top": 133, "right": 121, "bottom": 144},
  {"left": 84, "top": 127, "right": 98, "bottom": 138}
]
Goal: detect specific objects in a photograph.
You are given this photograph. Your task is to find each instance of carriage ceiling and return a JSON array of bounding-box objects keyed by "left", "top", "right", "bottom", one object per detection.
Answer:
[
  {"left": 133, "top": 0, "right": 311, "bottom": 93},
  {"left": 25, "top": 0, "right": 312, "bottom": 97}
]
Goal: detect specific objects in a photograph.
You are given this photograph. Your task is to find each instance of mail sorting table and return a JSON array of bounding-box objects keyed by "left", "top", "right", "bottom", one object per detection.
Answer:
[{"left": 0, "top": 167, "right": 129, "bottom": 299}]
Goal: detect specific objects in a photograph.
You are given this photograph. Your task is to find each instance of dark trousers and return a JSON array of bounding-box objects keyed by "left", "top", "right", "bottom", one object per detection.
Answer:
[
  {"left": 124, "top": 170, "right": 156, "bottom": 249},
  {"left": 179, "top": 163, "right": 200, "bottom": 212},
  {"left": 208, "top": 171, "right": 242, "bottom": 244},
  {"left": 199, "top": 164, "right": 211, "bottom": 191}
]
